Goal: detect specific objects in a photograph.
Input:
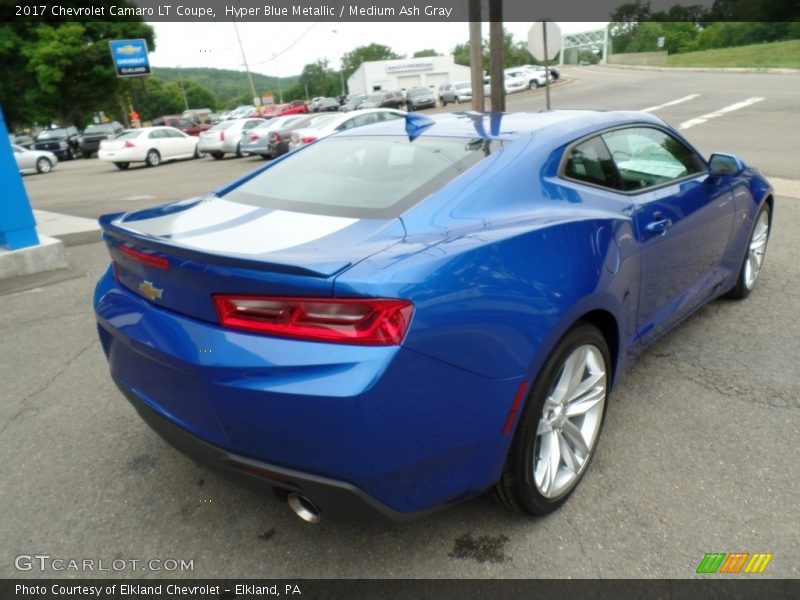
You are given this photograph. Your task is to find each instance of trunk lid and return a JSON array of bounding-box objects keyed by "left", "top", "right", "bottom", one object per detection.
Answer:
[{"left": 100, "top": 196, "right": 404, "bottom": 323}]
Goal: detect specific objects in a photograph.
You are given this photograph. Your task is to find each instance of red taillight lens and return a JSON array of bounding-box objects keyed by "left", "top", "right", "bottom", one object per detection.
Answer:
[
  {"left": 250, "top": 132, "right": 259, "bottom": 141},
  {"left": 123, "top": 140, "right": 135, "bottom": 148},
  {"left": 269, "top": 132, "right": 281, "bottom": 143},
  {"left": 117, "top": 245, "right": 169, "bottom": 270},
  {"left": 219, "top": 130, "right": 225, "bottom": 141},
  {"left": 213, "top": 295, "right": 413, "bottom": 346},
  {"left": 301, "top": 136, "right": 317, "bottom": 144}
]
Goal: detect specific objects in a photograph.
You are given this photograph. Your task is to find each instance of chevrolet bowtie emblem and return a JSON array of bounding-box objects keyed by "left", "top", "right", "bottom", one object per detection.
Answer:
[{"left": 138, "top": 280, "right": 163, "bottom": 301}]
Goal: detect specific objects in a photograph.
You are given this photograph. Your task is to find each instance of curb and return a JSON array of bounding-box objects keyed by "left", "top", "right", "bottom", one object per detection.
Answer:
[{"left": 598, "top": 64, "right": 800, "bottom": 74}]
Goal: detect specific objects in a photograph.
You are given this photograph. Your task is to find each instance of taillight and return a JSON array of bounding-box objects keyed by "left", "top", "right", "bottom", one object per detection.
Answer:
[
  {"left": 269, "top": 132, "right": 281, "bottom": 143},
  {"left": 220, "top": 130, "right": 225, "bottom": 141},
  {"left": 213, "top": 295, "right": 413, "bottom": 346},
  {"left": 117, "top": 245, "right": 169, "bottom": 270},
  {"left": 301, "top": 136, "right": 317, "bottom": 144},
  {"left": 123, "top": 140, "right": 135, "bottom": 149},
  {"left": 250, "top": 132, "right": 259, "bottom": 141}
]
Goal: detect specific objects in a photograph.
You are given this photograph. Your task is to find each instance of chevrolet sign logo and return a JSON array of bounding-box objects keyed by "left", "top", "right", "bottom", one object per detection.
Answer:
[
  {"left": 138, "top": 280, "right": 163, "bottom": 301},
  {"left": 116, "top": 44, "right": 142, "bottom": 56}
]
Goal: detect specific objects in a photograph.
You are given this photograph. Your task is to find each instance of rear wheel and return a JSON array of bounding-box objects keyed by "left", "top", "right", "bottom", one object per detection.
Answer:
[
  {"left": 235, "top": 143, "right": 243, "bottom": 158},
  {"left": 529, "top": 80, "right": 539, "bottom": 90},
  {"left": 36, "top": 157, "right": 52, "bottom": 173},
  {"left": 145, "top": 149, "right": 160, "bottom": 167},
  {"left": 439, "top": 97, "right": 447, "bottom": 106},
  {"left": 210, "top": 152, "right": 224, "bottom": 160},
  {"left": 114, "top": 162, "right": 130, "bottom": 170},
  {"left": 727, "top": 203, "right": 771, "bottom": 300},
  {"left": 492, "top": 322, "right": 610, "bottom": 515},
  {"left": 193, "top": 147, "right": 205, "bottom": 159}
]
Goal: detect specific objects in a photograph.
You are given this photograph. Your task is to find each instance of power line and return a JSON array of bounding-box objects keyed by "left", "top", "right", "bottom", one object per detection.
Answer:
[{"left": 249, "top": 22, "right": 320, "bottom": 66}]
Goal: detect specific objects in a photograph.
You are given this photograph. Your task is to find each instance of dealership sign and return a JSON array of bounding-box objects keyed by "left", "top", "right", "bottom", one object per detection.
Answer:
[
  {"left": 386, "top": 60, "right": 434, "bottom": 73},
  {"left": 109, "top": 39, "right": 151, "bottom": 77}
]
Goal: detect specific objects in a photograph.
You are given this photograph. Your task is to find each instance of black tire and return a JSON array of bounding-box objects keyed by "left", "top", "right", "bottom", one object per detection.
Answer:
[
  {"left": 36, "top": 157, "right": 52, "bottom": 173},
  {"left": 65, "top": 148, "right": 74, "bottom": 161},
  {"left": 145, "top": 149, "right": 160, "bottom": 167},
  {"left": 83, "top": 153, "right": 92, "bottom": 159},
  {"left": 727, "top": 202, "right": 771, "bottom": 300},
  {"left": 114, "top": 162, "right": 130, "bottom": 170},
  {"left": 492, "top": 322, "right": 610, "bottom": 516},
  {"left": 529, "top": 80, "right": 539, "bottom": 90},
  {"left": 210, "top": 152, "right": 224, "bottom": 160},
  {"left": 235, "top": 143, "right": 243, "bottom": 158},
  {"left": 439, "top": 97, "right": 447, "bottom": 106},
  {"left": 455, "top": 96, "right": 462, "bottom": 104}
]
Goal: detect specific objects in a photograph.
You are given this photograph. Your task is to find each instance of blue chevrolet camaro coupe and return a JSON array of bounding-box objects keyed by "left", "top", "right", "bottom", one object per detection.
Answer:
[{"left": 94, "top": 111, "right": 773, "bottom": 522}]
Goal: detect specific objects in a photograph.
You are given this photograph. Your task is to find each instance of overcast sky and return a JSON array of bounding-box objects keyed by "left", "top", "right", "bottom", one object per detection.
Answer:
[{"left": 147, "top": 22, "right": 608, "bottom": 77}]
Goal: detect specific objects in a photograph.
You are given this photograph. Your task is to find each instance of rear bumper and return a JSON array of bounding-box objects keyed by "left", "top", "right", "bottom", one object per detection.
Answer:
[
  {"left": 94, "top": 269, "right": 521, "bottom": 517},
  {"left": 116, "top": 378, "right": 434, "bottom": 522}
]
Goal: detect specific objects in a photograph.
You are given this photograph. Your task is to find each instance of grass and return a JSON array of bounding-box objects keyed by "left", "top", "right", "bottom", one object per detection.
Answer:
[{"left": 666, "top": 39, "right": 800, "bottom": 69}]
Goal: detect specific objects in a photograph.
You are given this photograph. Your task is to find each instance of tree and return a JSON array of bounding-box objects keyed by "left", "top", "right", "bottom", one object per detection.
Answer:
[
  {"left": 341, "top": 44, "right": 401, "bottom": 81},
  {"left": 1, "top": 9, "right": 155, "bottom": 129},
  {"left": 412, "top": 49, "right": 440, "bottom": 57},
  {"left": 451, "top": 29, "right": 535, "bottom": 70}
]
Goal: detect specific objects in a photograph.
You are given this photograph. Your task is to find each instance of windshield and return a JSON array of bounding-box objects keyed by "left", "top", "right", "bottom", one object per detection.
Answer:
[
  {"left": 407, "top": 88, "right": 429, "bottom": 97},
  {"left": 365, "top": 93, "right": 382, "bottom": 102},
  {"left": 84, "top": 124, "right": 115, "bottom": 134},
  {"left": 455, "top": 82, "right": 471, "bottom": 90},
  {"left": 224, "top": 135, "right": 500, "bottom": 219},
  {"left": 36, "top": 129, "right": 67, "bottom": 140}
]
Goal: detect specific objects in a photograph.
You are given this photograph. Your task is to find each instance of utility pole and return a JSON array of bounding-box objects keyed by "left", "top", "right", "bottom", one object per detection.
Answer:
[
  {"left": 489, "top": 0, "right": 505, "bottom": 112},
  {"left": 468, "top": 0, "right": 484, "bottom": 112},
  {"left": 232, "top": 21, "right": 259, "bottom": 105}
]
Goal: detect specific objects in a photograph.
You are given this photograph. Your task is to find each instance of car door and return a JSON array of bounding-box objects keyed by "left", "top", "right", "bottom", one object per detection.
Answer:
[
  {"left": 12, "top": 145, "right": 31, "bottom": 171},
  {"left": 601, "top": 126, "right": 735, "bottom": 342},
  {"left": 166, "top": 128, "right": 194, "bottom": 156}
]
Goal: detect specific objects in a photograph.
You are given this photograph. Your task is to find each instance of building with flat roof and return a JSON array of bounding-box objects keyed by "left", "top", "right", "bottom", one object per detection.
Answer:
[{"left": 347, "top": 56, "right": 471, "bottom": 95}]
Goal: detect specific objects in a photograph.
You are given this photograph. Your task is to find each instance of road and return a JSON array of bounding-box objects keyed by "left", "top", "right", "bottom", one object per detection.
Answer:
[{"left": 2, "top": 66, "right": 799, "bottom": 579}]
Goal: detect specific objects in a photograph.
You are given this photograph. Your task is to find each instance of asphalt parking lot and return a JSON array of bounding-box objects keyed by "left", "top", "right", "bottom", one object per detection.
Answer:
[{"left": 2, "top": 66, "right": 798, "bottom": 579}]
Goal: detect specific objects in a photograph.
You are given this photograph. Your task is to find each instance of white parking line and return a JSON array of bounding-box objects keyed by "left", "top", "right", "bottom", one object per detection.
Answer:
[
  {"left": 679, "top": 97, "right": 765, "bottom": 130},
  {"left": 640, "top": 94, "right": 700, "bottom": 113}
]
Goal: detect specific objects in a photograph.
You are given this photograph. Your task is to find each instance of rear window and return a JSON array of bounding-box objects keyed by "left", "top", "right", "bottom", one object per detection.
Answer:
[
  {"left": 209, "top": 121, "right": 235, "bottom": 131},
  {"left": 115, "top": 130, "right": 144, "bottom": 140},
  {"left": 83, "top": 124, "right": 116, "bottom": 134},
  {"left": 224, "top": 135, "right": 500, "bottom": 219}
]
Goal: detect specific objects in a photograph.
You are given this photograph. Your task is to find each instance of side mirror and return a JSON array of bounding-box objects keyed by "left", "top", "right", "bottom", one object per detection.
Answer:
[{"left": 709, "top": 153, "right": 745, "bottom": 176}]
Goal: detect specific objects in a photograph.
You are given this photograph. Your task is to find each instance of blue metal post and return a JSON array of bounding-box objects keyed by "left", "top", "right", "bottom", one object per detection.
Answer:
[{"left": 0, "top": 105, "right": 39, "bottom": 250}]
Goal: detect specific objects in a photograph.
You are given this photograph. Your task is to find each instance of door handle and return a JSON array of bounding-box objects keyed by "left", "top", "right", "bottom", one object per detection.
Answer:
[{"left": 645, "top": 218, "right": 673, "bottom": 235}]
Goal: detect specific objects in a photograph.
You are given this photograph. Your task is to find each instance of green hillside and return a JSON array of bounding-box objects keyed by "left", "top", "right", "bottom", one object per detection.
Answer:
[
  {"left": 666, "top": 39, "right": 800, "bottom": 69},
  {"left": 154, "top": 67, "right": 299, "bottom": 108}
]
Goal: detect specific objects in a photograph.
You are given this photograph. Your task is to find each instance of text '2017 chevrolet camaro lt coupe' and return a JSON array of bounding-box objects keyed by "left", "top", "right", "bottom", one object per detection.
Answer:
[{"left": 94, "top": 111, "right": 772, "bottom": 522}]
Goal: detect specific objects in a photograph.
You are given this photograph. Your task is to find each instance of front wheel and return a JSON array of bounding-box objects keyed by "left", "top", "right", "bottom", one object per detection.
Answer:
[
  {"left": 439, "top": 97, "right": 447, "bottom": 106},
  {"left": 145, "top": 149, "right": 160, "bottom": 167},
  {"left": 529, "top": 80, "right": 539, "bottom": 90},
  {"left": 36, "top": 157, "right": 52, "bottom": 173},
  {"left": 727, "top": 203, "right": 771, "bottom": 300},
  {"left": 492, "top": 322, "right": 610, "bottom": 515}
]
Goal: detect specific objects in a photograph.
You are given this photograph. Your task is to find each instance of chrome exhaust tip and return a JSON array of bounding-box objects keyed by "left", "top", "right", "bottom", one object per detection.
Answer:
[{"left": 287, "top": 493, "right": 321, "bottom": 523}]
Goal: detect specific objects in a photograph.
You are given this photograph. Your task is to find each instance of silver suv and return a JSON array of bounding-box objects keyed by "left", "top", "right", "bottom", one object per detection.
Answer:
[{"left": 438, "top": 81, "right": 473, "bottom": 105}]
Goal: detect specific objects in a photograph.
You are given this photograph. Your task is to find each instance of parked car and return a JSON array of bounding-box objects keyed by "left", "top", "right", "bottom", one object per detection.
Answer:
[
  {"left": 197, "top": 117, "right": 265, "bottom": 159},
  {"left": 94, "top": 110, "right": 773, "bottom": 522},
  {"left": 308, "top": 97, "right": 324, "bottom": 112},
  {"left": 438, "top": 82, "right": 472, "bottom": 105},
  {"left": 239, "top": 115, "right": 308, "bottom": 158},
  {"left": 358, "top": 90, "right": 405, "bottom": 110},
  {"left": 288, "top": 108, "right": 406, "bottom": 151},
  {"left": 340, "top": 94, "right": 368, "bottom": 112},
  {"left": 12, "top": 144, "right": 57, "bottom": 174},
  {"left": 264, "top": 113, "right": 337, "bottom": 158},
  {"left": 505, "top": 67, "right": 547, "bottom": 90},
  {"left": 31, "top": 126, "right": 80, "bottom": 160},
  {"left": 97, "top": 126, "right": 200, "bottom": 169},
  {"left": 182, "top": 108, "right": 213, "bottom": 123},
  {"left": 223, "top": 105, "right": 257, "bottom": 121},
  {"left": 78, "top": 122, "right": 124, "bottom": 158},
  {"left": 316, "top": 97, "right": 341, "bottom": 112},
  {"left": 405, "top": 87, "right": 436, "bottom": 111},
  {"left": 151, "top": 116, "right": 211, "bottom": 137}
]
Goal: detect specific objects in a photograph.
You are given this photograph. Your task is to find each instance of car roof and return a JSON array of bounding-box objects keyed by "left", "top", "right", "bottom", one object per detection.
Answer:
[{"left": 333, "top": 110, "right": 668, "bottom": 143}]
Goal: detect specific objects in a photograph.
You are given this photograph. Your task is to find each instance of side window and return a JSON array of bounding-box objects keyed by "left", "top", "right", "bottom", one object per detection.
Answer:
[
  {"left": 379, "top": 112, "right": 403, "bottom": 122},
  {"left": 148, "top": 129, "right": 167, "bottom": 139},
  {"left": 602, "top": 127, "right": 705, "bottom": 191},
  {"left": 343, "top": 113, "right": 379, "bottom": 129},
  {"left": 563, "top": 136, "right": 618, "bottom": 189},
  {"left": 165, "top": 128, "right": 186, "bottom": 138}
]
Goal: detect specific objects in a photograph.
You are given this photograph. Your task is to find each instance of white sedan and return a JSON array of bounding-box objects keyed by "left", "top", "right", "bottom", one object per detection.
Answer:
[
  {"left": 288, "top": 109, "right": 405, "bottom": 151},
  {"left": 12, "top": 144, "right": 57, "bottom": 174},
  {"left": 98, "top": 126, "right": 200, "bottom": 170}
]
